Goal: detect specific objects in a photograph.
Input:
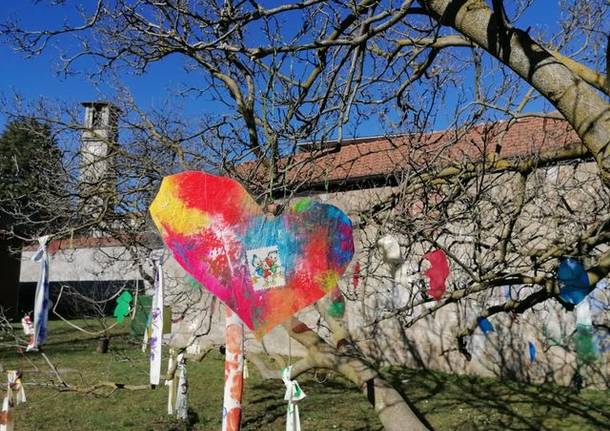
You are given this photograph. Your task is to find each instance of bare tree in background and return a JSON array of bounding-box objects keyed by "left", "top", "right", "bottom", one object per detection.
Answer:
[{"left": 1, "top": 1, "right": 609, "bottom": 429}]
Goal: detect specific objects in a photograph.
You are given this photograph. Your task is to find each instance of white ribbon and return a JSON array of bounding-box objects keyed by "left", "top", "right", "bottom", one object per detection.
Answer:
[
  {"left": 243, "top": 358, "right": 249, "bottom": 380},
  {"left": 7, "top": 372, "right": 25, "bottom": 406},
  {"left": 165, "top": 350, "right": 177, "bottom": 415},
  {"left": 149, "top": 258, "right": 164, "bottom": 386},
  {"left": 29, "top": 236, "right": 50, "bottom": 352},
  {"left": 282, "top": 366, "right": 305, "bottom": 431},
  {"left": 175, "top": 354, "right": 188, "bottom": 421},
  {"left": 575, "top": 300, "right": 592, "bottom": 327}
]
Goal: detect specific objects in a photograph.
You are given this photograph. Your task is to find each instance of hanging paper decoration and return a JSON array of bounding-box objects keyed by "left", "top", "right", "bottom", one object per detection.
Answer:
[
  {"left": 0, "top": 371, "right": 26, "bottom": 431},
  {"left": 282, "top": 366, "right": 306, "bottom": 431},
  {"left": 327, "top": 287, "right": 345, "bottom": 318},
  {"left": 175, "top": 353, "right": 188, "bottom": 421},
  {"left": 422, "top": 249, "right": 450, "bottom": 301},
  {"left": 20, "top": 315, "right": 35, "bottom": 351},
  {"left": 150, "top": 172, "right": 354, "bottom": 337},
  {"left": 575, "top": 300, "right": 592, "bottom": 327},
  {"left": 477, "top": 317, "right": 494, "bottom": 334},
  {"left": 113, "top": 291, "right": 133, "bottom": 323},
  {"left": 557, "top": 258, "right": 590, "bottom": 305},
  {"left": 149, "top": 258, "right": 164, "bottom": 386},
  {"left": 29, "top": 236, "right": 50, "bottom": 352},
  {"left": 574, "top": 325, "right": 599, "bottom": 363},
  {"left": 377, "top": 235, "right": 402, "bottom": 264},
  {"left": 528, "top": 342, "right": 537, "bottom": 362},
  {"left": 222, "top": 307, "right": 245, "bottom": 431},
  {"left": 574, "top": 300, "right": 599, "bottom": 363}
]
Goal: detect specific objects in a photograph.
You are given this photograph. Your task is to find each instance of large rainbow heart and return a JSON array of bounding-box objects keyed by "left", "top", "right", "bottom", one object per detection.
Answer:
[{"left": 150, "top": 172, "right": 354, "bottom": 337}]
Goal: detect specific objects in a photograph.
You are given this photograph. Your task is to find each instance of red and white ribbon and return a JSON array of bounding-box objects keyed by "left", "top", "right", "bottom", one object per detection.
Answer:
[{"left": 0, "top": 371, "right": 26, "bottom": 431}]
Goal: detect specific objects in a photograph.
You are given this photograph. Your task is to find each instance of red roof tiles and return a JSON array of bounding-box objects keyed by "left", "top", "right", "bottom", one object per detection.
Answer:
[{"left": 239, "top": 116, "right": 583, "bottom": 188}]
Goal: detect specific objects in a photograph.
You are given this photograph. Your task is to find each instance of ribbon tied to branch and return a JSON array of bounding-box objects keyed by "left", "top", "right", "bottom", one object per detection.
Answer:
[{"left": 282, "top": 366, "right": 306, "bottom": 431}]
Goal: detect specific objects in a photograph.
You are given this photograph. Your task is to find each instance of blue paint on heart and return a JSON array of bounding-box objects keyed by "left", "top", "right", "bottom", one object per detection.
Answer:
[
  {"left": 241, "top": 215, "right": 301, "bottom": 278},
  {"left": 326, "top": 205, "right": 355, "bottom": 268},
  {"left": 557, "top": 258, "right": 590, "bottom": 305},
  {"left": 238, "top": 201, "right": 353, "bottom": 282}
]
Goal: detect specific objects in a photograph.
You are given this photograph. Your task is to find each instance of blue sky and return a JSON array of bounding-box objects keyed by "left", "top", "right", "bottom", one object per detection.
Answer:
[{"left": 0, "top": 1, "right": 565, "bottom": 135}]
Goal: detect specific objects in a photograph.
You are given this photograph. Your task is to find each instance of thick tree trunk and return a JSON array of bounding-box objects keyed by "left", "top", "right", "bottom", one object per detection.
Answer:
[
  {"left": 369, "top": 377, "right": 430, "bottom": 431},
  {"left": 286, "top": 319, "right": 430, "bottom": 431},
  {"left": 422, "top": 0, "right": 610, "bottom": 184}
]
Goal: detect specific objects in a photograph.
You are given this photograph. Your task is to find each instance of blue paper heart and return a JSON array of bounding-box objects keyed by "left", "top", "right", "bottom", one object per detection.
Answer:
[{"left": 557, "top": 258, "right": 590, "bottom": 305}]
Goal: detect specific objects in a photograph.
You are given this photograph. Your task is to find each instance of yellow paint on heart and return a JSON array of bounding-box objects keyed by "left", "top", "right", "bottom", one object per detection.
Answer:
[
  {"left": 150, "top": 176, "right": 211, "bottom": 235},
  {"left": 316, "top": 270, "right": 340, "bottom": 293}
]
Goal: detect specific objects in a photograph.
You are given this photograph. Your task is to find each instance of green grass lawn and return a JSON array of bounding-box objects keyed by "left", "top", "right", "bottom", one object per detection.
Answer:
[{"left": 0, "top": 320, "right": 608, "bottom": 430}]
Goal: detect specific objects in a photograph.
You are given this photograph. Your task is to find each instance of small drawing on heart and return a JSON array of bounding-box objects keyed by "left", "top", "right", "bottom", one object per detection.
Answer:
[{"left": 246, "top": 246, "right": 286, "bottom": 291}]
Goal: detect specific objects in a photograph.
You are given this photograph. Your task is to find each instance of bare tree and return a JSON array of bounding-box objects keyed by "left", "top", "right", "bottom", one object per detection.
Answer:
[{"left": 1, "top": 1, "right": 609, "bottom": 430}]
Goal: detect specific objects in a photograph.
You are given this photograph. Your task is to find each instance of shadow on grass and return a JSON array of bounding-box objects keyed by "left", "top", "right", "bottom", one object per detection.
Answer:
[
  {"left": 385, "top": 367, "right": 610, "bottom": 431},
  {"left": 243, "top": 375, "right": 384, "bottom": 431}
]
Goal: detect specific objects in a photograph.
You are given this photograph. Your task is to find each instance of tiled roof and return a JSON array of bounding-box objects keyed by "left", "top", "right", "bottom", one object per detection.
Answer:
[{"left": 239, "top": 116, "right": 583, "bottom": 189}]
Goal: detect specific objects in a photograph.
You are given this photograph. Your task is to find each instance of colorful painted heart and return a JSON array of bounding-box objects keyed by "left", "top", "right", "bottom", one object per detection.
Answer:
[{"left": 150, "top": 171, "right": 354, "bottom": 337}]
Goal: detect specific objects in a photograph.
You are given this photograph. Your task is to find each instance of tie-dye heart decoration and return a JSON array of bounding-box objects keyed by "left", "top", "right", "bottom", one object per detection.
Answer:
[{"left": 150, "top": 171, "right": 354, "bottom": 337}]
